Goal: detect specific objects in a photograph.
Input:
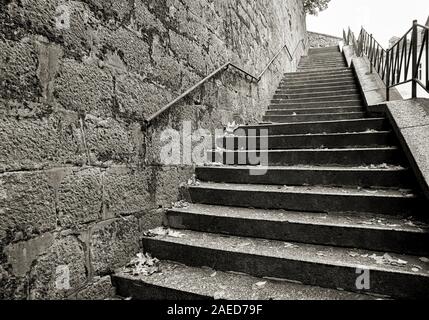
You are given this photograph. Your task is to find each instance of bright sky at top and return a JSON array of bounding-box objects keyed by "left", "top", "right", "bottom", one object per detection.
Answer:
[{"left": 306, "top": 0, "right": 429, "bottom": 48}]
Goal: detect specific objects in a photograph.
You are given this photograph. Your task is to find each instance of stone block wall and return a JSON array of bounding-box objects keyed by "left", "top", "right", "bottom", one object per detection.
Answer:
[
  {"left": 308, "top": 31, "right": 342, "bottom": 48},
  {"left": 0, "top": 0, "right": 306, "bottom": 299}
]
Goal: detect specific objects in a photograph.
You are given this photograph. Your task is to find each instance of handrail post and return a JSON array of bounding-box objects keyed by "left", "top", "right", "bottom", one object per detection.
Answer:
[
  {"left": 386, "top": 49, "right": 391, "bottom": 101},
  {"left": 411, "top": 20, "right": 418, "bottom": 98}
]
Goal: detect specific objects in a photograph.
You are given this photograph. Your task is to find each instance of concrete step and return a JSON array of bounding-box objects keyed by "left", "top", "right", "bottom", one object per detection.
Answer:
[
  {"left": 283, "top": 73, "right": 354, "bottom": 82},
  {"left": 140, "top": 229, "right": 429, "bottom": 299},
  {"left": 281, "top": 74, "right": 355, "bottom": 84},
  {"left": 299, "top": 63, "right": 347, "bottom": 69},
  {"left": 273, "top": 89, "right": 360, "bottom": 100},
  {"left": 236, "top": 118, "right": 389, "bottom": 135},
  {"left": 271, "top": 94, "right": 362, "bottom": 104},
  {"left": 277, "top": 84, "right": 359, "bottom": 95},
  {"left": 166, "top": 204, "right": 429, "bottom": 256},
  {"left": 218, "top": 131, "right": 395, "bottom": 150},
  {"left": 263, "top": 112, "right": 367, "bottom": 123},
  {"left": 270, "top": 100, "right": 363, "bottom": 109},
  {"left": 281, "top": 78, "right": 357, "bottom": 89},
  {"left": 279, "top": 80, "right": 358, "bottom": 91},
  {"left": 207, "top": 147, "right": 404, "bottom": 167},
  {"left": 299, "top": 58, "right": 346, "bottom": 63},
  {"left": 112, "top": 261, "right": 376, "bottom": 300},
  {"left": 300, "top": 60, "right": 346, "bottom": 65},
  {"left": 284, "top": 70, "right": 353, "bottom": 80},
  {"left": 196, "top": 165, "right": 413, "bottom": 189},
  {"left": 266, "top": 106, "right": 364, "bottom": 115},
  {"left": 285, "top": 67, "right": 351, "bottom": 76},
  {"left": 188, "top": 183, "right": 420, "bottom": 216},
  {"left": 298, "top": 67, "right": 349, "bottom": 72},
  {"left": 309, "top": 46, "right": 340, "bottom": 53}
]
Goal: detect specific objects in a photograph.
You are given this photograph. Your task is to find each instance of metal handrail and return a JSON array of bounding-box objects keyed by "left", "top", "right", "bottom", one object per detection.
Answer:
[
  {"left": 145, "top": 38, "right": 308, "bottom": 126},
  {"left": 344, "top": 20, "right": 429, "bottom": 101}
]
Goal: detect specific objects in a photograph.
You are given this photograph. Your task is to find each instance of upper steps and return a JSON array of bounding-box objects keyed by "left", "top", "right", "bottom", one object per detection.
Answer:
[
  {"left": 280, "top": 80, "right": 358, "bottom": 91},
  {"left": 273, "top": 91, "right": 361, "bottom": 100},
  {"left": 263, "top": 112, "right": 367, "bottom": 123},
  {"left": 207, "top": 147, "right": 404, "bottom": 167},
  {"left": 299, "top": 63, "right": 347, "bottom": 69},
  {"left": 195, "top": 165, "right": 413, "bottom": 189},
  {"left": 218, "top": 131, "right": 394, "bottom": 150},
  {"left": 266, "top": 106, "right": 364, "bottom": 114},
  {"left": 236, "top": 118, "right": 389, "bottom": 135},
  {"left": 271, "top": 94, "right": 362, "bottom": 104},
  {"left": 283, "top": 69, "right": 354, "bottom": 79},
  {"left": 276, "top": 86, "right": 359, "bottom": 95},
  {"left": 279, "top": 76, "right": 358, "bottom": 88},
  {"left": 269, "top": 100, "right": 364, "bottom": 109}
]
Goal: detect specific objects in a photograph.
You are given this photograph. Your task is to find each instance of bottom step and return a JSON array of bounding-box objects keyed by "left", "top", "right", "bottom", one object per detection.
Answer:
[{"left": 112, "top": 261, "right": 376, "bottom": 300}]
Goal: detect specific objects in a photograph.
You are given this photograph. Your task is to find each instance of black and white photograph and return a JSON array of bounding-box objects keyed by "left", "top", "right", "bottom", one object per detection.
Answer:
[{"left": 1, "top": 0, "right": 429, "bottom": 312}]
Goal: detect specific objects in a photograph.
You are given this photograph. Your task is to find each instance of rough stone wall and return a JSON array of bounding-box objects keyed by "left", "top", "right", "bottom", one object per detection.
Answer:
[
  {"left": 308, "top": 31, "right": 342, "bottom": 48},
  {"left": 0, "top": 0, "right": 306, "bottom": 299}
]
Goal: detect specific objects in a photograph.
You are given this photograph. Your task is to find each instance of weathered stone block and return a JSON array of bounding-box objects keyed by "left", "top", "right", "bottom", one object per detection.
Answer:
[
  {"left": 0, "top": 110, "right": 85, "bottom": 172},
  {"left": 4, "top": 233, "right": 55, "bottom": 277},
  {"left": 70, "top": 276, "right": 115, "bottom": 300},
  {"left": 54, "top": 59, "right": 114, "bottom": 116},
  {"left": 0, "top": 38, "right": 40, "bottom": 102},
  {"left": 90, "top": 216, "right": 140, "bottom": 275},
  {"left": 83, "top": 115, "right": 137, "bottom": 165},
  {"left": 28, "top": 234, "right": 87, "bottom": 299},
  {"left": 97, "top": 26, "right": 151, "bottom": 77},
  {"left": 83, "top": 0, "right": 134, "bottom": 22},
  {"left": 0, "top": 171, "right": 56, "bottom": 245},
  {"left": 169, "top": 30, "right": 207, "bottom": 75},
  {"left": 154, "top": 166, "right": 194, "bottom": 208},
  {"left": 115, "top": 73, "right": 173, "bottom": 121},
  {"left": 57, "top": 168, "right": 103, "bottom": 228},
  {"left": 103, "top": 166, "right": 151, "bottom": 218}
]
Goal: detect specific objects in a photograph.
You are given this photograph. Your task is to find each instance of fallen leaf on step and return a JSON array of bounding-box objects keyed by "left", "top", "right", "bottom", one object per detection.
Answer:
[
  {"left": 172, "top": 200, "right": 190, "bottom": 209},
  {"left": 284, "top": 243, "right": 299, "bottom": 249},
  {"left": 143, "top": 227, "right": 168, "bottom": 237},
  {"left": 369, "top": 253, "right": 407, "bottom": 267},
  {"left": 419, "top": 257, "right": 429, "bottom": 263},
  {"left": 168, "top": 230, "right": 185, "bottom": 238},
  {"left": 255, "top": 281, "right": 267, "bottom": 288},
  {"left": 210, "top": 272, "right": 217, "bottom": 277},
  {"left": 214, "top": 291, "right": 226, "bottom": 300},
  {"left": 348, "top": 252, "right": 359, "bottom": 257},
  {"left": 412, "top": 266, "right": 422, "bottom": 272},
  {"left": 125, "top": 253, "right": 161, "bottom": 276}
]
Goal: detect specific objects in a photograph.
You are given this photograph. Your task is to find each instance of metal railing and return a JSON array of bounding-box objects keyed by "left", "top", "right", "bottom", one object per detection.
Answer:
[
  {"left": 344, "top": 20, "right": 429, "bottom": 101},
  {"left": 145, "top": 38, "right": 308, "bottom": 126}
]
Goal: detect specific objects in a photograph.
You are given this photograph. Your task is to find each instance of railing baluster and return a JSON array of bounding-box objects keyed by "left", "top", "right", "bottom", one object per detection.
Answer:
[
  {"left": 426, "top": 28, "right": 429, "bottom": 89},
  {"left": 405, "top": 36, "right": 412, "bottom": 81},
  {"left": 398, "top": 39, "right": 405, "bottom": 83},
  {"left": 395, "top": 44, "right": 400, "bottom": 84},
  {"left": 412, "top": 20, "right": 418, "bottom": 98},
  {"left": 386, "top": 49, "right": 391, "bottom": 101}
]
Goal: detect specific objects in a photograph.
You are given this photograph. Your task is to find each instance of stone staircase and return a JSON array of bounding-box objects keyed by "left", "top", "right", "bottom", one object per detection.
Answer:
[{"left": 112, "top": 46, "right": 429, "bottom": 300}]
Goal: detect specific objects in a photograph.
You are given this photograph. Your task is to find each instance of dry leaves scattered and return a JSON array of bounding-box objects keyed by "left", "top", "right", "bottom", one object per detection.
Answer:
[
  {"left": 125, "top": 253, "right": 161, "bottom": 276},
  {"left": 368, "top": 253, "right": 408, "bottom": 267}
]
